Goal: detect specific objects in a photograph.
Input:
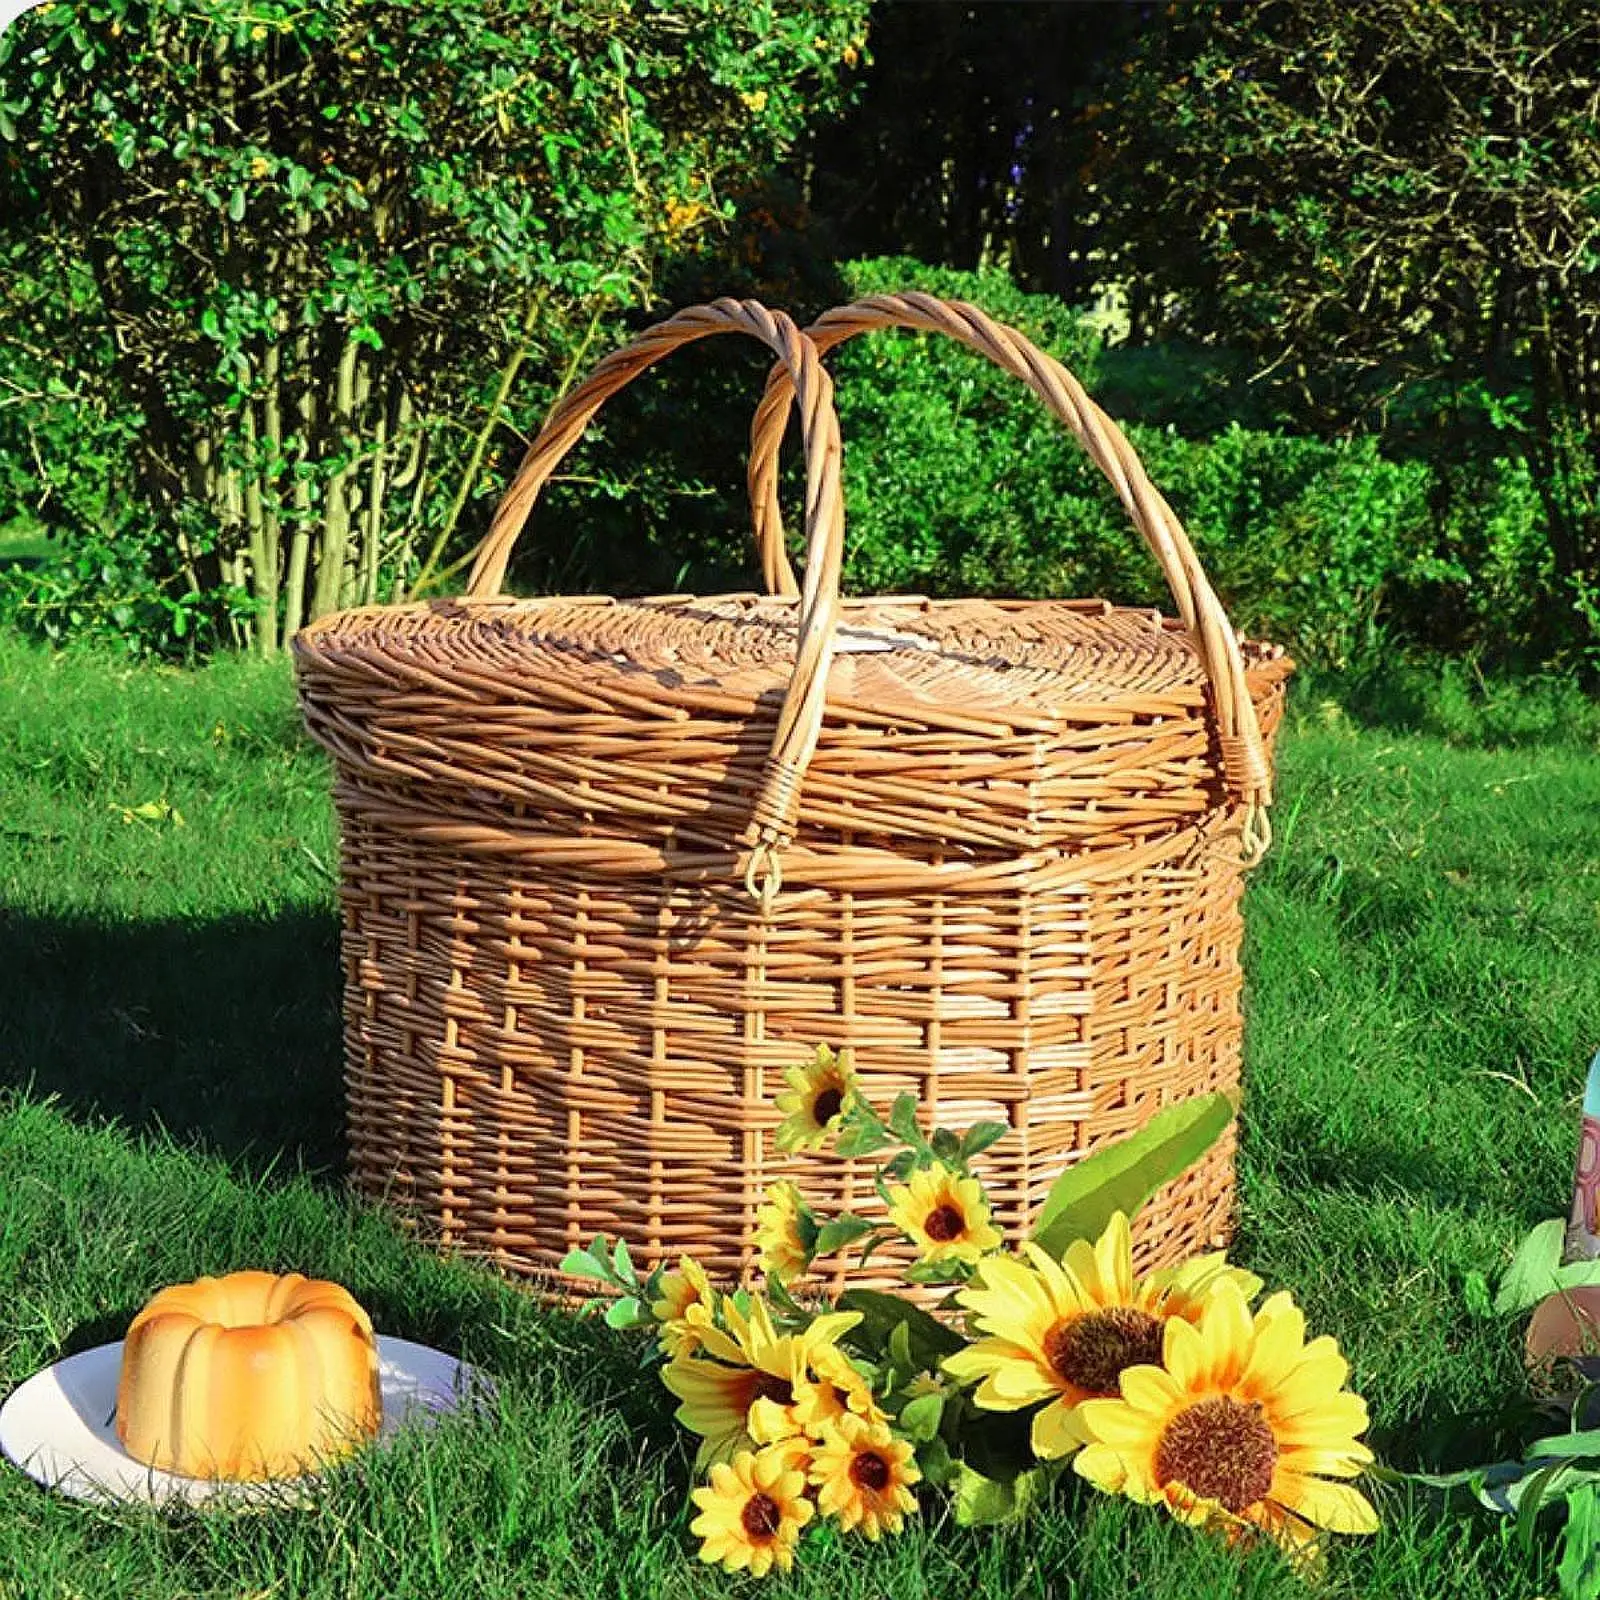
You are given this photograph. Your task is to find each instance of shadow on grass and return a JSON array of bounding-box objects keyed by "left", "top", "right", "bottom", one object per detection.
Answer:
[{"left": 0, "top": 907, "right": 345, "bottom": 1177}]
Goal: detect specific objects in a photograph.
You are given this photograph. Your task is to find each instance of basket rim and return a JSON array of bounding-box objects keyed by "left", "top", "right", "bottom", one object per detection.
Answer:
[{"left": 295, "top": 590, "right": 1295, "bottom": 723}]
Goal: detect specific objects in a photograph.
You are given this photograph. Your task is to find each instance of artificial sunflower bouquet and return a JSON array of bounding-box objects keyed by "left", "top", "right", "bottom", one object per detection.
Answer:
[{"left": 564, "top": 1046, "right": 1379, "bottom": 1577}]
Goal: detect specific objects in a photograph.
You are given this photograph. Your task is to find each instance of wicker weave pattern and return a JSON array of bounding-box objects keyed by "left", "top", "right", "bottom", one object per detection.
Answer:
[{"left": 294, "top": 293, "right": 1293, "bottom": 1294}]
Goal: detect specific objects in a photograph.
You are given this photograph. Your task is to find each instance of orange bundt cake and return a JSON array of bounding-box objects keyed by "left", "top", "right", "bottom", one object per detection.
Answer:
[{"left": 116, "top": 1270, "right": 382, "bottom": 1480}]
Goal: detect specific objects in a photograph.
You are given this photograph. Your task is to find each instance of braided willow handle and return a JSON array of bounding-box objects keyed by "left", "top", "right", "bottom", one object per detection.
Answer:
[
  {"left": 466, "top": 299, "right": 846, "bottom": 899},
  {"left": 746, "top": 291, "right": 1274, "bottom": 861}
]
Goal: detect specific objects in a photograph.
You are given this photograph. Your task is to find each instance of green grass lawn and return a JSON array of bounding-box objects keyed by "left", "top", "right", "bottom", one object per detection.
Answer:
[{"left": 2, "top": 628, "right": 1599, "bottom": 1598}]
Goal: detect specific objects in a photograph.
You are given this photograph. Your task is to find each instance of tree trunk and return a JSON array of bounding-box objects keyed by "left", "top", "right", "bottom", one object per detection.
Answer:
[{"left": 310, "top": 334, "right": 362, "bottom": 622}]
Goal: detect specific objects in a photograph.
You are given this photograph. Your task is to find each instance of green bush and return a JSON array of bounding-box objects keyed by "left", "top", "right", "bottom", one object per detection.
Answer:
[
  {"left": 788, "top": 259, "right": 1542, "bottom": 671},
  {"left": 0, "top": 0, "right": 870, "bottom": 656}
]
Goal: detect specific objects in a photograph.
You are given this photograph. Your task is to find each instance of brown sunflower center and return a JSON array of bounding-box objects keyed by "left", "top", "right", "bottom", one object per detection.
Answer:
[
  {"left": 748, "top": 1371, "right": 795, "bottom": 1408},
  {"left": 1153, "top": 1397, "right": 1279, "bottom": 1515},
  {"left": 1042, "top": 1307, "right": 1165, "bottom": 1394},
  {"left": 849, "top": 1450, "right": 893, "bottom": 1493},
  {"left": 812, "top": 1086, "right": 844, "bottom": 1126},
  {"left": 923, "top": 1204, "right": 966, "bottom": 1242},
  {"left": 740, "top": 1492, "right": 782, "bottom": 1539}
]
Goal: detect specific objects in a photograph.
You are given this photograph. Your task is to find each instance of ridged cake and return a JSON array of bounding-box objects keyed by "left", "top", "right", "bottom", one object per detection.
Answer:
[{"left": 116, "top": 1270, "right": 382, "bottom": 1480}]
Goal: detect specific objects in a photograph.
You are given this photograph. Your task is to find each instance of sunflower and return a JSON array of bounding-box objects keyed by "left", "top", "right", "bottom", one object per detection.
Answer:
[
  {"left": 652, "top": 1254, "right": 716, "bottom": 1358},
  {"left": 885, "top": 1164, "right": 1002, "bottom": 1265},
  {"left": 690, "top": 1442, "right": 815, "bottom": 1576},
  {"left": 774, "top": 1044, "right": 854, "bottom": 1153},
  {"left": 1074, "top": 1280, "right": 1378, "bottom": 1553},
  {"left": 663, "top": 1294, "right": 862, "bottom": 1466},
  {"left": 941, "top": 1212, "right": 1260, "bottom": 1460},
  {"left": 755, "top": 1182, "right": 814, "bottom": 1282},
  {"left": 810, "top": 1413, "right": 922, "bottom": 1539},
  {"left": 792, "top": 1339, "right": 886, "bottom": 1439}
]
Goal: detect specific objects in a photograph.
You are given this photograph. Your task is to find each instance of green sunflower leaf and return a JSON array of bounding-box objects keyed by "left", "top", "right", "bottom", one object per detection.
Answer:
[
  {"left": 834, "top": 1121, "right": 894, "bottom": 1159},
  {"left": 888, "top": 1093, "right": 924, "bottom": 1146},
  {"left": 814, "top": 1215, "right": 877, "bottom": 1257},
  {"left": 898, "top": 1391, "right": 945, "bottom": 1442},
  {"left": 1528, "top": 1429, "right": 1600, "bottom": 1462},
  {"left": 888, "top": 1320, "right": 914, "bottom": 1374},
  {"left": 612, "top": 1236, "right": 635, "bottom": 1285},
  {"left": 916, "top": 1434, "right": 956, "bottom": 1487},
  {"left": 558, "top": 1248, "right": 608, "bottom": 1281},
  {"left": 603, "top": 1295, "right": 644, "bottom": 1329},
  {"left": 882, "top": 1149, "right": 918, "bottom": 1182},
  {"left": 901, "top": 1259, "right": 973, "bottom": 1286},
  {"left": 1031, "top": 1092, "right": 1235, "bottom": 1257},
  {"left": 958, "top": 1121, "right": 1011, "bottom": 1163},
  {"left": 837, "top": 1287, "right": 966, "bottom": 1368}
]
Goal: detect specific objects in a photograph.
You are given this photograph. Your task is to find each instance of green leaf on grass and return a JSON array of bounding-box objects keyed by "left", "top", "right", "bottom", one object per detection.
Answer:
[
  {"left": 1528, "top": 1428, "right": 1600, "bottom": 1461},
  {"left": 1031, "top": 1093, "right": 1235, "bottom": 1256},
  {"left": 1559, "top": 1482, "right": 1600, "bottom": 1600},
  {"left": 1495, "top": 1219, "right": 1567, "bottom": 1315},
  {"left": 953, "top": 1463, "right": 1044, "bottom": 1526}
]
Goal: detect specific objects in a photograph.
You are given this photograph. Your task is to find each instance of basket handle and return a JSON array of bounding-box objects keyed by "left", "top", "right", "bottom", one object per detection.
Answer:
[
  {"left": 745, "top": 291, "right": 1274, "bottom": 861},
  {"left": 465, "top": 298, "right": 847, "bottom": 902}
]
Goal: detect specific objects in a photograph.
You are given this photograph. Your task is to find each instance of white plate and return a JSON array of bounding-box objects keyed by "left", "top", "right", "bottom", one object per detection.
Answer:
[{"left": 0, "top": 1334, "right": 492, "bottom": 1507}]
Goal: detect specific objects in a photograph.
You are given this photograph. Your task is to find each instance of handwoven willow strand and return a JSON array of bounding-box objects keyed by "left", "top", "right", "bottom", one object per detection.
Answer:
[
  {"left": 745, "top": 291, "right": 1274, "bottom": 859},
  {"left": 466, "top": 299, "right": 847, "bottom": 872}
]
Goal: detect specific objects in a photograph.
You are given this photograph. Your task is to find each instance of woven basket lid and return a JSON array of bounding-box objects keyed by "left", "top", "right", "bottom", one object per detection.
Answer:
[
  {"left": 304, "top": 590, "right": 1284, "bottom": 726},
  {"left": 296, "top": 590, "right": 1290, "bottom": 863}
]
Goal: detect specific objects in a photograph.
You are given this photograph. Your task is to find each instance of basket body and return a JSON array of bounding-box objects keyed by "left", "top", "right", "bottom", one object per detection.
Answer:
[{"left": 295, "top": 592, "right": 1291, "bottom": 1289}]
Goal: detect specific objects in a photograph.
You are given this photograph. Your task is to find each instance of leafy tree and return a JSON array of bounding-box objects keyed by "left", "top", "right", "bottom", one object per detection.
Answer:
[
  {"left": 1091, "top": 0, "right": 1600, "bottom": 664},
  {"left": 0, "top": 0, "right": 868, "bottom": 653}
]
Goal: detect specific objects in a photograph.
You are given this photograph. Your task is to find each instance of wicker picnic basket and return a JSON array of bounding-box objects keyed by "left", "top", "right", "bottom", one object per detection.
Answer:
[{"left": 293, "top": 292, "right": 1292, "bottom": 1295}]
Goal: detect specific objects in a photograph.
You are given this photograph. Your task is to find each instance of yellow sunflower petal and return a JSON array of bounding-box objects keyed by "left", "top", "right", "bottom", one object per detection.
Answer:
[
  {"left": 962, "top": 1251, "right": 1060, "bottom": 1332},
  {"left": 1074, "top": 1440, "right": 1133, "bottom": 1495},
  {"left": 1076, "top": 1396, "right": 1153, "bottom": 1449},
  {"left": 1273, "top": 1471, "right": 1380, "bottom": 1535},
  {"left": 1274, "top": 1396, "right": 1363, "bottom": 1444},
  {"left": 1093, "top": 1212, "right": 1135, "bottom": 1305},
  {"left": 1191, "top": 1279, "right": 1254, "bottom": 1389},
  {"left": 980, "top": 1352, "right": 1061, "bottom": 1407},
  {"left": 1031, "top": 1396, "right": 1087, "bottom": 1460},
  {"left": 1161, "top": 1315, "right": 1207, "bottom": 1391},
  {"left": 1239, "top": 1294, "right": 1307, "bottom": 1398},
  {"left": 1020, "top": 1239, "right": 1095, "bottom": 1317},
  {"left": 1280, "top": 1440, "right": 1375, "bottom": 1479},
  {"left": 690, "top": 1323, "right": 747, "bottom": 1367},
  {"left": 1118, "top": 1363, "right": 1184, "bottom": 1416},
  {"left": 1059, "top": 1234, "right": 1103, "bottom": 1304}
]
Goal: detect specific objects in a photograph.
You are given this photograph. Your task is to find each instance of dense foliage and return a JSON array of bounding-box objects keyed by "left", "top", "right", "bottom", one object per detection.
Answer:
[
  {"left": 0, "top": 0, "right": 869, "bottom": 653},
  {"left": 539, "top": 257, "right": 1545, "bottom": 671},
  {"left": 1089, "top": 0, "right": 1600, "bottom": 667},
  {"left": 0, "top": 1, "right": 1589, "bottom": 679}
]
